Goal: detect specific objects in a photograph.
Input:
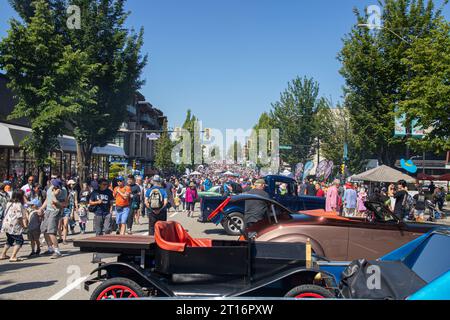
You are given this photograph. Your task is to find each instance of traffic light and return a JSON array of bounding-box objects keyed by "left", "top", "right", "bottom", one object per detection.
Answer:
[
  {"left": 341, "top": 164, "right": 345, "bottom": 175},
  {"left": 133, "top": 160, "right": 136, "bottom": 170}
]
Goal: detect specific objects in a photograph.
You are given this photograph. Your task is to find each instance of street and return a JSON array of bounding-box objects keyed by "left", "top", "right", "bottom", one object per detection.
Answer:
[{"left": 0, "top": 207, "right": 232, "bottom": 300}]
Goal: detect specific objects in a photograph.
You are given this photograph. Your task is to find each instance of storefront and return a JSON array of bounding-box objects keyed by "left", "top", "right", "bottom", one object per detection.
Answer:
[{"left": 0, "top": 122, "right": 126, "bottom": 184}]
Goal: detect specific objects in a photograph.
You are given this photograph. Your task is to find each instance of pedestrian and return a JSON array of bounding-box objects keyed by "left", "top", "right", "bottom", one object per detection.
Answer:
[
  {"left": 135, "top": 176, "right": 145, "bottom": 222},
  {"left": 315, "top": 183, "right": 325, "bottom": 197},
  {"left": 89, "top": 178, "right": 114, "bottom": 236},
  {"left": 0, "top": 182, "right": 10, "bottom": 229},
  {"left": 176, "top": 182, "right": 186, "bottom": 212},
  {"left": 0, "top": 190, "right": 29, "bottom": 262},
  {"left": 39, "top": 179, "right": 67, "bottom": 259},
  {"left": 27, "top": 198, "right": 42, "bottom": 257},
  {"left": 357, "top": 187, "right": 368, "bottom": 216},
  {"left": 145, "top": 175, "right": 168, "bottom": 236},
  {"left": 113, "top": 176, "right": 131, "bottom": 236},
  {"left": 413, "top": 188, "right": 426, "bottom": 222},
  {"left": 244, "top": 179, "right": 270, "bottom": 228},
  {"left": 185, "top": 182, "right": 198, "bottom": 218},
  {"left": 21, "top": 175, "right": 35, "bottom": 202},
  {"left": 326, "top": 179, "right": 340, "bottom": 213},
  {"left": 393, "top": 180, "right": 409, "bottom": 221},
  {"left": 78, "top": 182, "right": 91, "bottom": 234},
  {"left": 306, "top": 179, "right": 316, "bottom": 196},
  {"left": 128, "top": 175, "right": 142, "bottom": 231},
  {"left": 433, "top": 187, "right": 445, "bottom": 211},
  {"left": 343, "top": 183, "right": 357, "bottom": 217},
  {"left": 3, "top": 180, "right": 13, "bottom": 198},
  {"left": 61, "top": 180, "right": 77, "bottom": 244}
]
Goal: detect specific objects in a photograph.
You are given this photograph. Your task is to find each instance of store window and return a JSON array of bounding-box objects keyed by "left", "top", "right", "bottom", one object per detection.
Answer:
[{"left": 0, "top": 148, "right": 8, "bottom": 180}]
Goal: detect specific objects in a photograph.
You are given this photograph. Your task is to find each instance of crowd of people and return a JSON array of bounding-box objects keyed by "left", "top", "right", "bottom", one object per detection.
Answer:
[{"left": 0, "top": 166, "right": 447, "bottom": 263}]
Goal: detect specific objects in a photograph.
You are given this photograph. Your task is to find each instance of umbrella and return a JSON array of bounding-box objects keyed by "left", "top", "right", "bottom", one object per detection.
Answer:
[
  {"left": 189, "top": 171, "right": 201, "bottom": 176},
  {"left": 224, "top": 171, "right": 234, "bottom": 176},
  {"left": 350, "top": 165, "right": 416, "bottom": 183}
]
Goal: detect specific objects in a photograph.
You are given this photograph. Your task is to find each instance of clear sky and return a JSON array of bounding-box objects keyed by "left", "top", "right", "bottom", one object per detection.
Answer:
[{"left": 1, "top": 0, "right": 449, "bottom": 134}]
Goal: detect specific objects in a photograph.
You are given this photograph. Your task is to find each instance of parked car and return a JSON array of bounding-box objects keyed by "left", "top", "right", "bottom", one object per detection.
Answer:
[
  {"left": 200, "top": 175, "right": 325, "bottom": 235},
  {"left": 296, "top": 228, "right": 450, "bottom": 300},
  {"left": 198, "top": 186, "right": 223, "bottom": 198},
  {"left": 211, "top": 194, "right": 443, "bottom": 260}
]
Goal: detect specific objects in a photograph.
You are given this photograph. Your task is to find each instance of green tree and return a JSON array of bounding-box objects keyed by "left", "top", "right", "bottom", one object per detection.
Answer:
[
  {"left": 270, "top": 76, "right": 327, "bottom": 166},
  {"left": 398, "top": 19, "right": 450, "bottom": 152},
  {"left": 339, "top": 0, "right": 447, "bottom": 166},
  {"left": 181, "top": 109, "right": 201, "bottom": 168},
  {"left": 0, "top": 0, "right": 95, "bottom": 184},
  {"left": 8, "top": 0, "right": 147, "bottom": 182},
  {"left": 154, "top": 120, "right": 175, "bottom": 175},
  {"left": 314, "top": 104, "right": 365, "bottom": 174}
]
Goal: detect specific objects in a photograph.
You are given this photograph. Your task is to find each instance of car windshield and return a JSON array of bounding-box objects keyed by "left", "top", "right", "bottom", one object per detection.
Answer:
[{"left": 366, "top": 202, "right": 397, "bottom": 222}]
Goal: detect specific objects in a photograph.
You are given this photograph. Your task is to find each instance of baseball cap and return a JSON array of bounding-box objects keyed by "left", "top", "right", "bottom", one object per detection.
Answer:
[
  {"left": 116, "top": 176, "right": 125, "bottom": 182},
  {"left": 152, "top": 175, "right": 162, "bottom": 183},
  {"left": 254, "top": 179, "right": 266, "bottom": 185},
  {"left": 30, "top": 198, "right": 42, "bottom": 208},
  {"left": 51, "top": 179, "right": 63, "bottom": 189}
]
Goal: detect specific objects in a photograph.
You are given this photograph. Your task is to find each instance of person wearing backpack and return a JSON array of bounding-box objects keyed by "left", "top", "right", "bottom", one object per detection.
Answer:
[
  {"left": 413, "top": 188, "right": 426, "bottom": 222},
  {"left": 393, "top": 180, "right": 410, "bottom": 221},
  {"left": 145, "top": 175, "right": 168, "bottom": 236}
]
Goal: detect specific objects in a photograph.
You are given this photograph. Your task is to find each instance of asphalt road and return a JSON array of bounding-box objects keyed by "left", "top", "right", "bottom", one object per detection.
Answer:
[{"left": 0, "top": 207, "right": 233, "bottom": 300}]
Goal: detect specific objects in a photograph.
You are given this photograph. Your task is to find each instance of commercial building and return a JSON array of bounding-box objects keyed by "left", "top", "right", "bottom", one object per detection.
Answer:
[
  {"left": 0, "top": 74, "right": 125, "bottom": 183},
  {"left": 110, "top": 92, "right": 167, "bottom": 176}
]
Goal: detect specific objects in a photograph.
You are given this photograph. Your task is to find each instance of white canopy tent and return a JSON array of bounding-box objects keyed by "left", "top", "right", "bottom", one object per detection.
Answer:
[{"left": 349, "top": 165, "right": 416, "bottom": 183}]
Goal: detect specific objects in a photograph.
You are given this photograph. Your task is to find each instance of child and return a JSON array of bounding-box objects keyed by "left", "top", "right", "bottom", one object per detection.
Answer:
[
  {"left": 27, "top": 198, "right": 42, "bottom": 257},
  {"left": 78, "top": 183, "right": 90, "bottom": 234}
]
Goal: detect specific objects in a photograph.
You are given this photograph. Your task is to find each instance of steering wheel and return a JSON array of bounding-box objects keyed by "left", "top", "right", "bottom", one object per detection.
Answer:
[
  {"left": 366, "top": 211, "right": 376, "bottom": 224},
  {"left": 208, "top": 197, "right": 231, "bottom": 221}
]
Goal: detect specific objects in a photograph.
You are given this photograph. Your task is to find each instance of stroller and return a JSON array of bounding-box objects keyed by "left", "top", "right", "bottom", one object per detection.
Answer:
[{"left": 425, "top": 200, "right": 445, "bottom": 222}]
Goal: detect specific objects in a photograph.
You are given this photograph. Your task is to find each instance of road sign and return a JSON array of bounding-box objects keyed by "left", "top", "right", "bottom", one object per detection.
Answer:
[{"left": 280, "top": 146, "right": 292, "bottom": 150}]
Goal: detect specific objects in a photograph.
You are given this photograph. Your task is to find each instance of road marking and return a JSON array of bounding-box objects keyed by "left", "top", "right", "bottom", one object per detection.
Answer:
[
  {"left": 48, "top": 275, "right": 89, "bottom": 300},
  {"left": 169, "top": 212, "right": 179, "bottom": 218}
]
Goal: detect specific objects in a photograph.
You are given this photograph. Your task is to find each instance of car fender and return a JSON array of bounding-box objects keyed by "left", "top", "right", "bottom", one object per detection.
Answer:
[
  {"left": 257, "top": 233, "right": 326, "bottom": 258},
  {"left": 230, "top": 267, "right": 336, "bottom": 297},
  {"left": 90, "top": 262, "right": 174, "bottom": 297},
  {"left": 223, "top": 205, "right": 244, "bottom": 216}
]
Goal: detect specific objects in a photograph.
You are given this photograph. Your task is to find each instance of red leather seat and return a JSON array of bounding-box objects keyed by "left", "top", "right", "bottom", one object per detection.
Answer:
[{"left": 155, "top": 221, "right": 212, "bottom": 252}]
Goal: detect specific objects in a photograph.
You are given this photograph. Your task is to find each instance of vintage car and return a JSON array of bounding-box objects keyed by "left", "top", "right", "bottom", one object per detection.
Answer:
[
  {"left": 200, "top": 175, "right": 325, "bottom": 235},
  {"left": 296, "top": 228, "right": 450, "bottom": 300},
  {"left": 213, "top": 195, "right": 444, "bottom": 261},
  {"left": 74, "top": 220, "right": 329, "bottom": 300},
  {"left": 198, "top": 185, "right": 223, "bottom": 198}
]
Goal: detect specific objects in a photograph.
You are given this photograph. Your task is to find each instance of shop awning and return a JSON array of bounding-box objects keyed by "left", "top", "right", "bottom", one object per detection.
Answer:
[{"left": 0, "top": 122, "right": 125, "bottom": 157}]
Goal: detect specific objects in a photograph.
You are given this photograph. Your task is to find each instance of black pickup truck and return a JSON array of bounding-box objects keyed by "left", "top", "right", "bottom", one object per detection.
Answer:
[{"left": 199, "top": 175, "right": 326, "bottom": 235}]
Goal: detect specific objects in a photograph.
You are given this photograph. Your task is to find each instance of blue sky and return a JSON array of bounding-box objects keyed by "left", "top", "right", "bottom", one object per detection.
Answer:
[{"left": 1, "top": 0, "right": 449, "bottom": 134}]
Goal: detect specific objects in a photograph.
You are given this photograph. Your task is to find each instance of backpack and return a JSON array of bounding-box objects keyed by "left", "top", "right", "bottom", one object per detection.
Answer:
[
  {"left": 402, "top": 192, "right": 414, "bottom": 216},
  {"left": 0, "top": 192, "right": 9, "bottom": 221},
  {"left": 149, "top": 188, "right": 163, "bottom": 210}
]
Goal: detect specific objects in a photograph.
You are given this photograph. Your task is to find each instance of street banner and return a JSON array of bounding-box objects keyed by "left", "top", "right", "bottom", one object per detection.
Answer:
[
  {"left": 302, "top": 161, "right": 315, "bottom": 181},
  {"left": 394, "top": 113, "right": 407, "bottom": 137},
  {"left": 146, "top": 133, "right": 161, "bottom": 140},
  {"left": 411, "top": 119, "right": 425, "bottom": 139},
  {"left": 295, "top": 163, "right": 304, "bottom": 180}
]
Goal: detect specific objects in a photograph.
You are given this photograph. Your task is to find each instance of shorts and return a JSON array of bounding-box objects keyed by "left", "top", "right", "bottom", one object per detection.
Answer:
[
  {"left": 186, "top": 202, "right": 195, "bottom": 211},
  {"left": 28, "top": 230, "right": 41, "bottom": 242},
  {"left": 6, "top": 233, "right": 24, "bottom": 247},
  {"left": 41, "top": 209, "right": 61, "bottom": 235},
  {"left": 115, "top": 206, "right": 130, "bottom": 225},
  {"left": 62, "top": 208, "right": 72, "bottom": 218}
]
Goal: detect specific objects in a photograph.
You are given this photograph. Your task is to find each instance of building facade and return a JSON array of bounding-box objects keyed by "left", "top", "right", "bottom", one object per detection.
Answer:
[
  {"left": 0, "top": 74, "right": 125, "bottom": 185},
  {"left": 111, "top": 92, "right": 167, "bottom": 176}
]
